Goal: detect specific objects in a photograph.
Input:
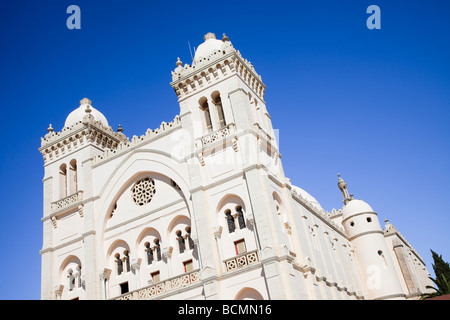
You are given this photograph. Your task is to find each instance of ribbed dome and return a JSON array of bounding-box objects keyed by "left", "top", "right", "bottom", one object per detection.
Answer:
[
  {"left": 64, "top": 98, "right": 109, "bottom": 128},
  {"left": 193, "top": 32, "right": 224, "bottom": 64}
]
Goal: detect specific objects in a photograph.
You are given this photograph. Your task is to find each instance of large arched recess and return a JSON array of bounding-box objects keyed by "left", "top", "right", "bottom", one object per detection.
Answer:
[{"left": 94, "top": 148, "right": 195, "bottom": 269}]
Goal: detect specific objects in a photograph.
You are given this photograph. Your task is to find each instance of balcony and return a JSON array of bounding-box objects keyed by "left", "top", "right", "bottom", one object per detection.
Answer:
[
  {"left": 224, "top": 250, "right": 259, "bottom": 272},
  {"left": 51, "top": 190, "right": 83, "bottom": 212},
  {"left": 200, "top": 123, "right": 234, "bottom": 147},
  {"left": 114, "top": 269, "right": 201, "bottom": 300}
]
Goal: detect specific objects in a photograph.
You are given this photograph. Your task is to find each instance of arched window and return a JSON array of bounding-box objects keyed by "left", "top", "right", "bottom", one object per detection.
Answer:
[
  {"left": 68, "top": 159, "right": 77, "bottom": 194},
  {"left": 154, "top": 238, "right": 162, "bottom": 261},
  {"left": 68, "top": 268, "right": 75, "bottom": 291},
  {"left": 236, "top": 205, "right": 246, "bottom": 229},
  {"left": 225, "top": 209, "right": 235, "bottom": 233},
  {"left": 176, "top": 230, "right": 186, "bottom": 254},
  {"left": 124, "top": 250, "right": 130, "bottom": 272},
  {"left": 115, "top": 253, "right": 123, "bottom": 275},
  {"left": 145, "top": 242, "right": 154, "bottom": 265},
  {"left": 59, "top": 163, "right": 67, "bottom": 198},
  {"left": 186, "top": 227, "right": 195, "bottom": 250},
  {"left": 199, "top": 97, "right": 213, "bottom": 132},
  {"left": 212, "top": 92, "right": 226, "bottom": 128}
]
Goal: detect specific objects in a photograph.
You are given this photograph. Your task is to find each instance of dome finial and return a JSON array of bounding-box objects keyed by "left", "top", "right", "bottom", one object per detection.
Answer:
[
  {"left": 117, "top": 124, "right": 123, "bottom": 133},
  {"left": 222, "top": 33, "right": 229, "bottom": 42},
  {"left": 176, "top": 57, "right": 183, "bottom": 67},
  {"left": 80, "top": 97, "right": 92, "bottom": 106},
  {"left": 47, "top": 124, "right": 54, "bottom": 133},
  {"left": 203, "top": 32, "right": 216, "bottom": 41}
]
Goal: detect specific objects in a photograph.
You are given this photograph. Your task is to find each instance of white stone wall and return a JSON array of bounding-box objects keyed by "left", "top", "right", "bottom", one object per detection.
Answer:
[{"left": 40, "top": 33, "right": 431, "bottom": 301}]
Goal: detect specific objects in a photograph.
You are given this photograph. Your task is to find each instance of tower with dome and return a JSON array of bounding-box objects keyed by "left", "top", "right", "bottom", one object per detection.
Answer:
[{"left": 38, "top": 32, "right": 433, "bottom": 300}]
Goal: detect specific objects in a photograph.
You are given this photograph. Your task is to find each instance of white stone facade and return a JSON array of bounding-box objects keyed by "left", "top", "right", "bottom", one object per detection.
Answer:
[{"left": 39, "top": 32, "right": 433, "bottom": 300}]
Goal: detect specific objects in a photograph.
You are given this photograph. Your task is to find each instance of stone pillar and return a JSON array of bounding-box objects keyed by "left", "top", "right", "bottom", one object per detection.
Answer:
[
  {"left": 131, "top": 258, "right": 142, "bottom": 290},
  {"left": 99, "top": 269, "right": 111, "bottom": 300},
  {"left": 213, "top": 227, "right": 224, "bottom": 273},
  {"left": 164, "top": 247, "right": 173, "bottom": 278}
]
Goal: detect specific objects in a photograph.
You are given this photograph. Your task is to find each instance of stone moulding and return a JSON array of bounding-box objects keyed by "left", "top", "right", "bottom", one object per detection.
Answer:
[
  {"left": 170, "top": 41, "right": 266, "bottom": 102},
  {"left": 39, "top": 117, "right": 128, "bottom": 165}
]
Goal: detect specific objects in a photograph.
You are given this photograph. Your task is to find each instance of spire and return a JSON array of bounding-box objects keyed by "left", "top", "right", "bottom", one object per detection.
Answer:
[{"left": 337, "top": 173, "right": 352, "bottom": 205}]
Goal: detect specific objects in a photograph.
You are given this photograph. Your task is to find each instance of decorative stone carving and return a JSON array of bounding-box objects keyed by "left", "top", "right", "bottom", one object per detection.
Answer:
[{"left": 131, "top": 177, "right": 156, "bottom": 206}]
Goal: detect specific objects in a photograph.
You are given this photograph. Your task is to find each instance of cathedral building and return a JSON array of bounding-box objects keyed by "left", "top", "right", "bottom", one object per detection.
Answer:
[{"left": 39, "top": 32, "right": 432, "bottom": 300}]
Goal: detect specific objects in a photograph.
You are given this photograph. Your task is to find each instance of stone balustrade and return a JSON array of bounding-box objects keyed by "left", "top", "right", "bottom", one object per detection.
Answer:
[
  {"left": 51, "top": 190, "right": 83, "bottom": 212},
  {"left": 115, "top": 269, "right": 201, "bottom": 300},
  {"left": 224, "top": 250, "right": 259, "bottom": 272}
]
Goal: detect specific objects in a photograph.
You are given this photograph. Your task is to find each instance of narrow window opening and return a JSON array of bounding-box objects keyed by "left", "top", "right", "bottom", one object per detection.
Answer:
[
  {"left": 176, "top": 230, "right": 185, "bottom": 254},
  {"left": 234, "top": 239, "right": 247, "bottom": 255},
  {"left": 154, "top": 238, "right": 161, "bottom": 261},
  {"left": 183, "top": 259, "right": 194, "bottom": 273},
  {"left": 200, "top": 98, "right": 213, "bottom": 132},
  {"left": 185, "top": 226, "right": 195, "bottom": 250},
  {"left": 367, "top": 217, "right": 372, "bottom": 223},
  {"left": 124, "top": 250, "right": 130, "bottom": 272},
  {"left": 120, "top": 282, "right": 129, "bottom": 294},
  {"left": 151, "top": 271, "right": 160, "bottom": 283},
  {"left": 69, "top": 159, "right": 77, "bottom": 194},
  {"left": 59, "top": 163, "right": 67, "bottom": 198},
  {"left": 225, "top": 209, "right": 235, "bottom": 233},
  {"left": 115, "top": 253, "right": 123, "bottom": 275},
  {"left": 145, "top": 242, "right": 154, "bottom": 265},
  {"left": 213, "top": 94, "right": 226, "bottom": 128},
  {"left": 236, "top": 205, "right": 246, "bottom": 229}
]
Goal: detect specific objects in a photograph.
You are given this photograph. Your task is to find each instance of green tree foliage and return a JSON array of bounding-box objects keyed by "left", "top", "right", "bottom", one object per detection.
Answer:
[{"left": 421, "top": 250, "right": 450, "bottom": 299}]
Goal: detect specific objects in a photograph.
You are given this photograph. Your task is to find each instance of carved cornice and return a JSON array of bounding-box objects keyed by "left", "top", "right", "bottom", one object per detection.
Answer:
[
  {"left": 39, "top": 116, "right": 128, "bottom": 165},
  {"left": 170, "top": 42, "right": 265, "bottom": 101}
]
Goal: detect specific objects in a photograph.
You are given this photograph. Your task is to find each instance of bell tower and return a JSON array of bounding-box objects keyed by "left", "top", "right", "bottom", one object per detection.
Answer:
[
  {"left": 170, "top": 32, "right": 279, "bottom": 164},
  {"left": 39, "top": 98, "right": 127, "bottom": 299},
  {"left": 170, "top": 33, "right": 293, "bottom": 299}
]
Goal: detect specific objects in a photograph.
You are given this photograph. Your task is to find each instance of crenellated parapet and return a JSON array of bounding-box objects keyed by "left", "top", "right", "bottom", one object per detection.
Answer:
[
  {"left": 92, "top": 115, "right": 182, "bottom": 165},
  {"left": 39, "top": 113, "right": 128, "bottom": 165},
  {"left": 170, "top": 34, "right": 266, "bottom": 101}
]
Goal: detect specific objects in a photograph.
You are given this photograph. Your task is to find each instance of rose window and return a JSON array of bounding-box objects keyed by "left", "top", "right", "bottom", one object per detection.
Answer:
[{"left": 131, "top": 177, "right": 156, "bottom": 206}]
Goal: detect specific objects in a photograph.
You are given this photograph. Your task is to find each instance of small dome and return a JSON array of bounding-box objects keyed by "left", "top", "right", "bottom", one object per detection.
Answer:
[
  {"left": 64, "top": 98, "right": 109, "bottom": 128},
  {"left": 292, "top": 185, "right": 324, "bottom": 211},
  {"left": 193, "top": 32, "right": 224, "bottom": 64},
  {"left": 342, "top": 199, "right": 374, "bottom": 219}
]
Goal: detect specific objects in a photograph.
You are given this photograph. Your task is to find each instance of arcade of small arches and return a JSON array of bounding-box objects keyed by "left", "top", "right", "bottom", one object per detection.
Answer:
[
  {"left": 198, "top": 89, "right": 268, "bottom": 136},
  {"left": 55, "top": 186, "right": 261, "bottom": 300}
]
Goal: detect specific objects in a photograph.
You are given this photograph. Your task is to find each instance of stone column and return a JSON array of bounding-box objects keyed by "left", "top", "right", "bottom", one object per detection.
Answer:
[
  {"left": 131, "top": 258, "right": 142, "bottom": 290},
  {"left": 99, "top": 269, "right": 111, "bottom": 300},
  {"left": 213, "top": 227, "right": 224, "bottom": 273},
  {"left": 164, "top": 247, "right": 173, "bottom": 278}
]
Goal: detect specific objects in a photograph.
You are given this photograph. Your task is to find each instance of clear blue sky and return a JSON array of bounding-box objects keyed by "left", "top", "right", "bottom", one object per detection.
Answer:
[{"left": 0, "top": 0, "right": 449, "bottom": 300}]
